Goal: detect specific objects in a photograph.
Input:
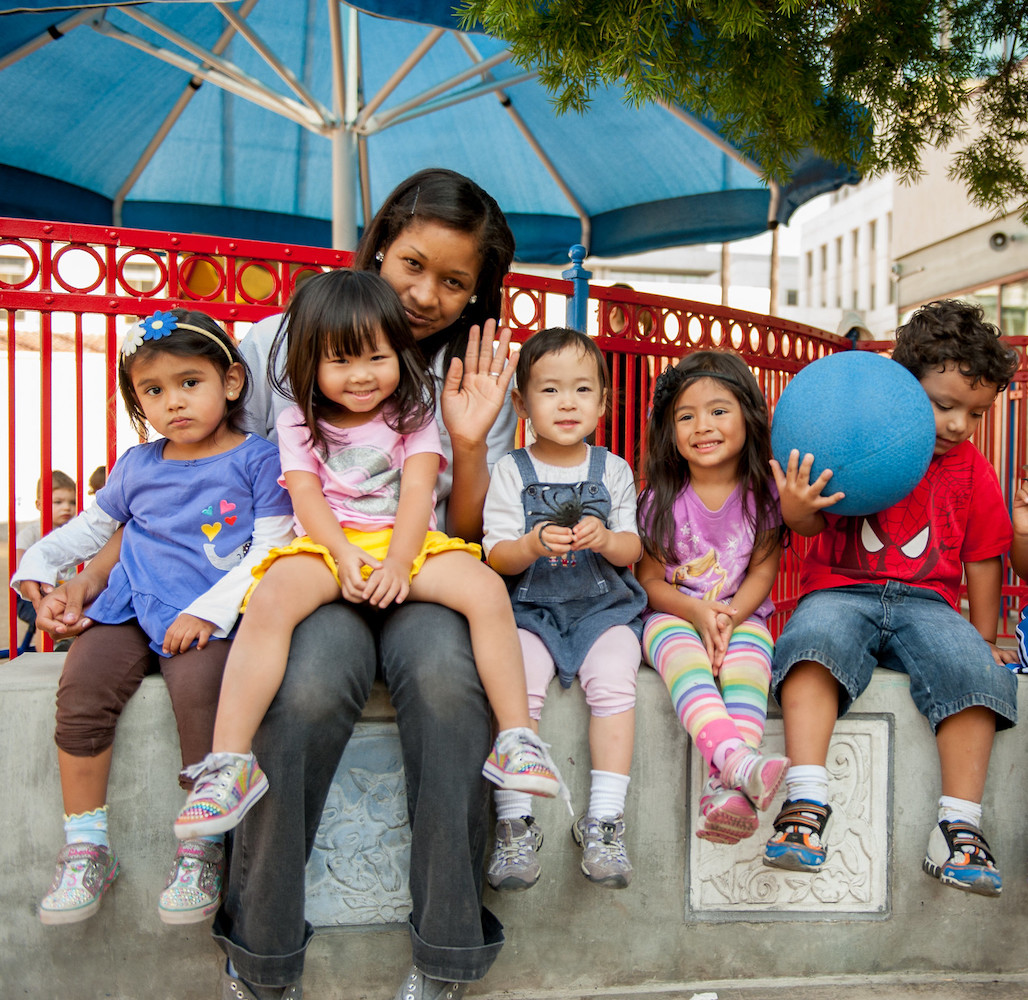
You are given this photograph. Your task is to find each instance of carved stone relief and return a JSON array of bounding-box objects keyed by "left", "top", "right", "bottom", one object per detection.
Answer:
[{"left": 688, "top": 717, "right": 891, "bottom": 916}]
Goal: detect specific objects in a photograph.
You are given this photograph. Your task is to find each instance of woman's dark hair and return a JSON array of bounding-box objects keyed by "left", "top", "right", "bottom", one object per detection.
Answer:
[
  {"left": 515, "top": 327, "right": 610, "bottom": 398},
  {"left": 639, "top": 350, "right": 783, "bottom": 566},
  {"left": 353, "top": 168, "right": 515, "bottom": 368},
  {"left": 892, "top": 299, "right": 1019, "bottom": 389},
  {"left": 118, "top": 308, "right": 248, "bottom": 441},
  {"left": 270, "top": 269, "right": 435, "bottom": 457}
]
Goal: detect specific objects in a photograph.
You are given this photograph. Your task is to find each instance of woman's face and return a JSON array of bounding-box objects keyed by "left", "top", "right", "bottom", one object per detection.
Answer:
[{"left": 377, "top": 219, "right": 482, "bottom": 341}]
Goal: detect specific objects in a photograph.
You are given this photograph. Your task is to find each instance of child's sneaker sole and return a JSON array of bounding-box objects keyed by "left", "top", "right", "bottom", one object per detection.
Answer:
[
  {"left": 763, "top": 799, "right": 831, "bottom": 872},
  {"left": 697, "top": 787, "right": 759, "bottom": 844}
]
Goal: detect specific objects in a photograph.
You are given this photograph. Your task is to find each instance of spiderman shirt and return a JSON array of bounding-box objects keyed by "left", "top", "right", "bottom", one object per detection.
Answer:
[{"left": 799, "top": 439, "right": 1011, "bottom": 611}]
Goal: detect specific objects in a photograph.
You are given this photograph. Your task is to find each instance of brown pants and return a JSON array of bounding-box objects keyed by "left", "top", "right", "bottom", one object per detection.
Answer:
[{"left": 55, "top": 621, "right": 228, "bottom": 789}]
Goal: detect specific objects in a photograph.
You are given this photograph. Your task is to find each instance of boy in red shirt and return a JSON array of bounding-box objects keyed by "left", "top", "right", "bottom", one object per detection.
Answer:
[{"left": 766, "top": 299, "right": 1019, "bottom": 896}]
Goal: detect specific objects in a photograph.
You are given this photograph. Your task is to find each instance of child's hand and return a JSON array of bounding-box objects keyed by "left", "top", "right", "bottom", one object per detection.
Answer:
[
  {"left": 362, "top": 558, "right": 411, "bottom": 608},
  {"left": 17, "top": 579, "right": 48, "bottom": 610},
  {"left": 771, "top": 449, "right": 845, "bottom": 528},
  {"left": 570, "top": 515, "right": 608, "bottom": 553},
  {"left": 710, "top": 606, "right": 739, "bottom": 675},
  {"left": 690, "top": 601, "right": 735, "bottom": 667},
  {"left": 35, "top": 576, "right": 100, "bottom": 638},
  {"left": 162, "top": 613, "right": 216, "bottom": 655},
  {"left": 987, "top": 640, "right": 1020, "bottom": 668},
  {"left": 528, "top": 521, "right": 573, "bottom": 559},
  {"left": 334, "top": 544, "right": 381, "bottom": 603},
  {"left": 1012, "top": 480, "right": 1028, "bottom": 534}
]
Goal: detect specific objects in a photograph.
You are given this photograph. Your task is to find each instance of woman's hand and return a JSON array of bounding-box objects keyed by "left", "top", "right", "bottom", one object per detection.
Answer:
[
  {"left": 162, "top": 613, "right": 216, "bottom": 655},
  {"left": 362, "top": 558, "right": 411, "bottom": 609},
  {"left": 441, "top": 320, "right": 515, "bottom": 448}
]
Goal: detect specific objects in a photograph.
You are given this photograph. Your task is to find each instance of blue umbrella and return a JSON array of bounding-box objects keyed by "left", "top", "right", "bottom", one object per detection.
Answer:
[{"left": 0, "top": 1, "right": 858, "bottom": 263}]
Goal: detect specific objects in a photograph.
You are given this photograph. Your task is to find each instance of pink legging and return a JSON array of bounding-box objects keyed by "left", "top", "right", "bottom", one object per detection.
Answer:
[
  {"left": 642, "top": 612, "right": 773, "bottom": 771},
  {"left": 521, "top": 626, "right": 641, "bottom": 719}
]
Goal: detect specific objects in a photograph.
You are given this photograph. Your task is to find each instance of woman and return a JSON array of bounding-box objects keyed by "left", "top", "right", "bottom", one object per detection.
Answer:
[{"left": 35, "top": 168, "right": 518, "bottom": 1000}]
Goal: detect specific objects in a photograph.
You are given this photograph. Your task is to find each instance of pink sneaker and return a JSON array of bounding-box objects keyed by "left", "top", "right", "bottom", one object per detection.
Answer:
[
  {"left": 720, "top": 745, "right": 790, "bottom": 811},
  {"left": 696, "top": 776, "right": 759, "bottom": 844}
]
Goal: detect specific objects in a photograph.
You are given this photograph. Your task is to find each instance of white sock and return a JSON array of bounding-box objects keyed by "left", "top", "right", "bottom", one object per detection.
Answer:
[
  {"left": 494, "top": 789, "right": 534, "bottom": 822},
  {"left": 784, "top": 765, "right": 830, "bottom": 805},
  {"left": 64, "top": 804, "right": 110, "bottom": 847},
  {"left": 588, "top": 770, "right": 630, "bottom": 820},
  {"left": 938, "top": 795, "right": 982, "bottom": 826}
]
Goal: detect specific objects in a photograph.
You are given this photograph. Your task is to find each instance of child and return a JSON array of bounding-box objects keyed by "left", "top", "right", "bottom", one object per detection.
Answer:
[
  {"left": 765, "top": 299, "right": 1019, "bottom": 897},
  {"left": 1012, "top": 480, "right": 1028, "bottom": 671},
  {"left": 174, "top": 269, "right": 561, "bottom": 840},
  {"left": 636, "top": 351, "right": 789, "bottom": 845},
  {"left": 482, "top": 328, "right": 648, "bottom": 890},
  {"left": 11, "top": 309, "right": 294, "bottom": 925},
  {"left": 14, "top": 470, "right": 78, "bottom": 642}
]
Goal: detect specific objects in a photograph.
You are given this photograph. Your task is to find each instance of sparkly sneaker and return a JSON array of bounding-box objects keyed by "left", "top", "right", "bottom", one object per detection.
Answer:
[
  {"left": 158, "top": 837, "right": 226, "bottom": 924},
  {"left": 696, "top": 775, "right": 759, "bottom": 844},
  {"left": 720, "top": 745, "right": 790, "bottom": 811},
  {"left": 923, "top": 819, "right": 1002, "bottom": 897},
  {"left": 174, "top": 752, "right": 269, "bottom": 839},
  {"left": 763, "top": 798, "right": 832, "bottom": 872},
  {"left": 39, "top": 842, "right": 120, "bottom": 925},
  {"left": 487, "top": 816, "right": 544, "bottom": 891},
  {"left": 571, "top": 813, "right": 633, "bottom": 888},
  {"left": 482, "top": 727, "right": 561, "bottom": 798}
]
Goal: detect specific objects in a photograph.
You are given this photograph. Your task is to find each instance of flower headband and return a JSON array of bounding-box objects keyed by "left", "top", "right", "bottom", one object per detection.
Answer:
[
  {"left": 651, "top": 362, "right": 749, "bottom": 418},
  {"left": 121, "top": 310, "right": 234, "bottom": 364}
]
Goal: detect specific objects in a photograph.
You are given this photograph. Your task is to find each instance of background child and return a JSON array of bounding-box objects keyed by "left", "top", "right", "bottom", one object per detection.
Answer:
[
  {"left": 11, "top": 309, "right": 294, "bottom": 926},
  {"left": 636, "top": 350, "right": 788, "bottom": 845},
  {"left": 766, "top": 299, "right": 1018, "bottom": 897},
  {"left": 175, "top": 269, "right": 560, "bottom": 840},
  {"left": 14, "top": 470, "right": 78, "bottom": 646},
  {"left": 483, "top": 327, "right": 646, "bottom": 890}
]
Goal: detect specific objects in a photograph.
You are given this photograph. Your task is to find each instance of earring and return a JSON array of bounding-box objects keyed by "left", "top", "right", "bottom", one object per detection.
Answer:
[
  {"left": 375, "top": 251, "right": 384, "bottom": 263},
  {"left": 468, "top": 294, "right": 477, "bottom": 305}
]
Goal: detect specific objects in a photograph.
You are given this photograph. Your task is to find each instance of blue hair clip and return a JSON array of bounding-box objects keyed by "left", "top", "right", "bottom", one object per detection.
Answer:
[
  {"left": 121, "top": 309, "right": 235, "bottom": 364},
  {"left": 141, "top": 310, "right": 179, "bottom": 340}
]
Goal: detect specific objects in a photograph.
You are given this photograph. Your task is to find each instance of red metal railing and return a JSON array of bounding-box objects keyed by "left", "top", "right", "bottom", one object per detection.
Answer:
[{"left": 2, "top": 218, "right": 1025, "bottom": 656}]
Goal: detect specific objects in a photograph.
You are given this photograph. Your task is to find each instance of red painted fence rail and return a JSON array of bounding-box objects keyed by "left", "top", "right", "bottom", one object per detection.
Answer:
[{"left": 2, "top": 218, "right": 1025, "bottom": 655}]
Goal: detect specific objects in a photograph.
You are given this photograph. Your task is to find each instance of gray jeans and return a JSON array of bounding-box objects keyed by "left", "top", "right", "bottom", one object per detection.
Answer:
[{"left": 212, "top": 600, "right": 504, "bottom": 986}]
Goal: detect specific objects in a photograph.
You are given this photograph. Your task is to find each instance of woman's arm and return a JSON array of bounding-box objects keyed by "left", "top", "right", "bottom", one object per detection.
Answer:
[
  {"left": 363, "top": 451, "right": 441, "bottom": 608},
  {"left": 441, "top": 322, "right": 516, "bottom": 541}
]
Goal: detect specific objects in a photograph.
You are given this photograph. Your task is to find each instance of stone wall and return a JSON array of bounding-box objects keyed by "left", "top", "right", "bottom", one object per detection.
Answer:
[{"left": 2, "top": 655, "right": 1027, "bottom": 999}]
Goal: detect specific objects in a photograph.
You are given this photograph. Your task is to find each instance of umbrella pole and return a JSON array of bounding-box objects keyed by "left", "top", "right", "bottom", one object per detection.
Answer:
[{"left": 329, "top": 0, "right": 358, "bottom": 250}]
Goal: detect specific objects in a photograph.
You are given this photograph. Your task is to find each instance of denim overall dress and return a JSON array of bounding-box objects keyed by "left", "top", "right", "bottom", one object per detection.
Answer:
[{"left": 508, "top": 446, "right": 647, "bottom": 688}]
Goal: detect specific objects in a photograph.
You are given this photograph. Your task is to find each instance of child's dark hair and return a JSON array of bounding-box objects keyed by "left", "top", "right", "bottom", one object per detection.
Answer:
[
  {"left": 892, "top": 299, "right": 1019, "bottom": 389},
  {"left": 353, "top": 168, "right": 515, "bottom": 368},
  {"left": 118, "top": 309, "right": 248, "bottom": 441},
  {"left": 515, "top": 327, "right": 610, "bottom": 398},
  {"left": 639, "top": 350, "right": 783, "bottom": 566},
  {"left": 271, "top": 269, "right": 435, "bottom": 457}
]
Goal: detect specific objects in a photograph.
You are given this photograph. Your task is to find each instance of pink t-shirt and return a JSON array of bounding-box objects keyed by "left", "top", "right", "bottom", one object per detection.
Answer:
[{"left": 276, "top": 406, "right": 446, "bottom": 534}]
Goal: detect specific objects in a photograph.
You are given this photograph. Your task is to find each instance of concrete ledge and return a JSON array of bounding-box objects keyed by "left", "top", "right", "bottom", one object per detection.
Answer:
[{"left": 2, "top": 654, "right": 1028, "bottom": 999}]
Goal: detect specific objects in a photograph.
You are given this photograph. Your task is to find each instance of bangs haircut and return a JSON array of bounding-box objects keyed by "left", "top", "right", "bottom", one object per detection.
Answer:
[
  {"left": 515, "top": 327, "right": 610, "bottom": 398},
  {"left": 273, "top": 269, "right": 435, "bottom": 457},
  {"left": 118, "top": 308, "right": 248, "bottom": 441},
  {"left": 639, "top": 349, "right": 784, "bottom": 566},
  {"left": 892, "top": 299, "right": 1019, "bottom": 390}
]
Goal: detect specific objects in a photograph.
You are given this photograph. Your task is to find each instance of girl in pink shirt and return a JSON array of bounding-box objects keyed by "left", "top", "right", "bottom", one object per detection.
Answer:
[{"left": 175, "top": 270, "right": 562, "bottom": 839}]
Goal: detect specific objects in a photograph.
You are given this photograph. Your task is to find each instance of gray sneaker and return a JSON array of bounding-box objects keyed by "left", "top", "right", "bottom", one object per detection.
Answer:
[
  {"left": 487, "top": 817, "right": 543, "bottom": 891},
  {"left": 571, "top": 813, "right": 633, "bottom": 888}
]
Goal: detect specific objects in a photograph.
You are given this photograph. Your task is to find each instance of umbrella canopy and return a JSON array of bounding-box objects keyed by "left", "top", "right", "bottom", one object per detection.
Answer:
[{"left": 0, "top": 1, "right": 859, "bottom": 263}]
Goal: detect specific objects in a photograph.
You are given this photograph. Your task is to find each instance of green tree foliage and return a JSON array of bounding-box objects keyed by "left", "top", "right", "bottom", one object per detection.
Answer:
[{"left": 458, "top": 1, "right": 1028, "bottom": 222}]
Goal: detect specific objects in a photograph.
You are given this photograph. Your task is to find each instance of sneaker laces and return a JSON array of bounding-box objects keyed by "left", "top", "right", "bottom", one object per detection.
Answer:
[
  {"left": 181, "top": 751, "right": 250, "bottom": 801},
  {"left": 500, "top": 728, "right": 573, "bottom": 814}
]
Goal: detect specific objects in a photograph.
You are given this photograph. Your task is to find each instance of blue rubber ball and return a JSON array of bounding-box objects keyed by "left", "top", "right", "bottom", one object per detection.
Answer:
[{"left": 770, "top": 351, "right": 936, "bottom": 516}]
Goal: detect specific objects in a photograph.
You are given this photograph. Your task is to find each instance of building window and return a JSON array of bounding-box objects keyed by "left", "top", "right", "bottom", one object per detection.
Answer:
[{"left": 786, "top": 289, "right": 799, "bottom": 306}]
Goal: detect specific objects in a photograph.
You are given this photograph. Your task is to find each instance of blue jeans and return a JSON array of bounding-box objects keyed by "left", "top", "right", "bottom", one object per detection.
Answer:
[
  {"left": 212, "top": 601, "right": 504, "bottom": 987},
  {"left": 772, "top": 583, "right": 1018, "bottom": 732}
]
